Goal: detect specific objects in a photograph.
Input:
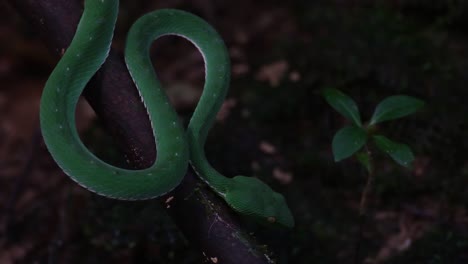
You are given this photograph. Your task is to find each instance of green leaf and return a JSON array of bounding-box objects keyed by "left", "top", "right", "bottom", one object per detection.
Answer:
[
  {"left": 356, "top": 151, "right": 371, "bottom": 172},
  {"left": 332, "top": 126, "right": 367, "bottom": 162},
  {"left": 323, "top": 88, "right": 362, "bottom": 127},
  {"left": 370, "top": 95, "right": 424, "bottom": 125},
  {"left": 373, "top": 135, "right": 414, "bottom": 168}
]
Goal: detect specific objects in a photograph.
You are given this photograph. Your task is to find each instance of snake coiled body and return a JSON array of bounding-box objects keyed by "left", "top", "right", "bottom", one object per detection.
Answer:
[{"left": 40, "top": 0, "right": 294, "bottom": 228}]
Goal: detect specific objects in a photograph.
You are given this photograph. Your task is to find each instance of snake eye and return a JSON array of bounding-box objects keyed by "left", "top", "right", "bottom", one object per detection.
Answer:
[{"left": 267, "top": 216, "right": 276, "bottom": 223}]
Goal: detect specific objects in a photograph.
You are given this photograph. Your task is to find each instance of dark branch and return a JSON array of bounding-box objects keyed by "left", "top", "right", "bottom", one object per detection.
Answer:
[{"left": 7, "top": 0, "right": 273, "bottom": 263}]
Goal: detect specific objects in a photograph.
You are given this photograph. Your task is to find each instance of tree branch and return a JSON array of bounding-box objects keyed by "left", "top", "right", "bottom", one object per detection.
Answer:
[{"left": 7, "top": 0, "right": 273, "bottom": 263}]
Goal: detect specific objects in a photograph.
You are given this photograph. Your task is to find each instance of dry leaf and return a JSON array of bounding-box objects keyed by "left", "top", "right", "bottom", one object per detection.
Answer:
[
  {"left": 216, "top": 98, "right": 237, "bottom": 122},
  {"left": 256, "top": 61, "right": 289, "bottom": 87},
  {"left": 372, "top": 213, "right": 431, "bottom": 263},
  {"left": 273, "top": 168, "right": 293, "bottom": 184},
  {"left": 259, "top": 141, "right": 277, "bottom": 154}
]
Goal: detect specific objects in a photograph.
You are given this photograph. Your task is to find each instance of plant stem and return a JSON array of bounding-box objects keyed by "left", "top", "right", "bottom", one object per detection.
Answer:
[
  {"left": 359, "top": 146, "right": 375, "bottom": 216},
  {"left": 354, "top": 145, "right": 375, "bottom": 264}
]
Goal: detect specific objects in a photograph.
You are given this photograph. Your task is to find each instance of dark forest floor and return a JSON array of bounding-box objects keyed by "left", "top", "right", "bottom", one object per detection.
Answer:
[{"left": 1, "top": 0, "right": 468, "bottom": 263}]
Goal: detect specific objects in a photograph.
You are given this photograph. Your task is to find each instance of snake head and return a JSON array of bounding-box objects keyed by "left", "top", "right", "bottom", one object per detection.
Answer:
[{"left": 224, "top": 176, "right": 294, "bottom": 228}]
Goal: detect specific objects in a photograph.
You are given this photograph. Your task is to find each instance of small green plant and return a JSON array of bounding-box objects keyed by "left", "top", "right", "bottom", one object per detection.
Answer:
[
  {"left": 322, "top": 88, "right": 424, "bottom": 263},
  {"left": 323, "top": 88, "right": 424, "bottom": 169}
]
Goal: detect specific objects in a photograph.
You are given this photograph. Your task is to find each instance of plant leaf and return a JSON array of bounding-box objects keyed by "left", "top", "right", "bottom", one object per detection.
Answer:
[
  {"left": 332, "top": 126, "right": 367, "bottom": 162},
  {"left": 373, "top": 135, "right": 414, "bottom": 168},
  {"left": 323, "top": 88, "right": 362, "bottom": 126},
  {"left": 370, "top": 95, "right": 424, "bottom": 125}
]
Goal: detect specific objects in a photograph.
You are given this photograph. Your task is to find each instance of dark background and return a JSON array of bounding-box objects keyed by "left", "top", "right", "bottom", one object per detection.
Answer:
[{"left": 1, "top": 0, "right": 467, "bottom": 263}]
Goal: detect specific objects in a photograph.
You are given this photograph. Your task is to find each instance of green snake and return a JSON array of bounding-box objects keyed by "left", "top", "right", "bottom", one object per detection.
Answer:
[{"left": 40, "top": 0, "right": 294, "bottom": 228}]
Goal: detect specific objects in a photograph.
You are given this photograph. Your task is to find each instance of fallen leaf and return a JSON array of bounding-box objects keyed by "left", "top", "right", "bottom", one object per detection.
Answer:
[
  {"left": 256, "top": 60, "right": 289, "bottom": 87},
  {"left": 273, "top": 168, "right": 293, "bottom": 184},
  {"left": 216, "top": 98, "right": 237, "bottom": 122},
  {"left": 259, "top": 141, "right": 277, "bottom": 154}
]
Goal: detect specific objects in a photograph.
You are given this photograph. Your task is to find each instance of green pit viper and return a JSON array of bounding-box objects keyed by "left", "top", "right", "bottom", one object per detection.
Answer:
[{"left": 40, "top": 0, "right": 294, "bottom": 228}]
